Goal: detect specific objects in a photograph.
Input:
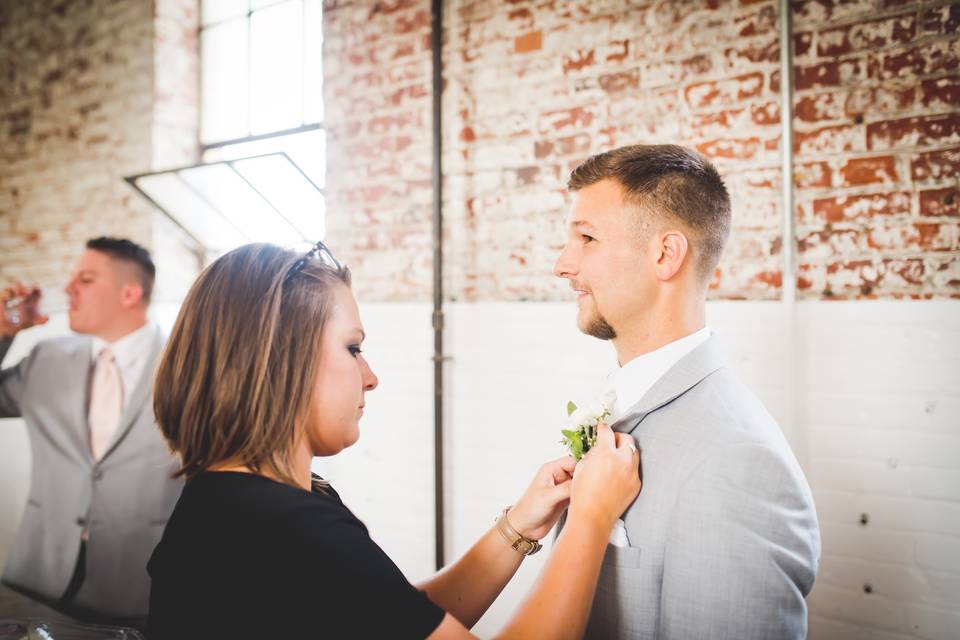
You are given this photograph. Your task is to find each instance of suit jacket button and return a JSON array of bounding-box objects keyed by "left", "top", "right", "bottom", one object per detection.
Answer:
[
  {"left": 93, "top": 471, "right": 104, "bottom": 481},
  {"left": 76, "top": 517, "right": 86, "bottom": 526}
]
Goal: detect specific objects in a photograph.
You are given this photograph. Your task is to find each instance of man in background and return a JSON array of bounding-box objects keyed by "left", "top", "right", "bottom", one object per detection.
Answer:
[
  {"left": 553, "top": 145, "right": 820, "bottom": 639},
  {"left": 0, "top": 237, "right": 182, "bottom": 629}
]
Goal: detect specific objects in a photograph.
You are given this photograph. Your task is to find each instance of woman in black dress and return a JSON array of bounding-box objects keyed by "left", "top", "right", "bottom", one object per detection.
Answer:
[{"left": 147, "top": 242, "right": 641, "bottom": 639}]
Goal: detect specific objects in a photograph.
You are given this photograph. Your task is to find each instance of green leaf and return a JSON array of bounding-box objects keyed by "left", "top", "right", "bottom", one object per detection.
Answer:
[
  {"left": 561, "top": 429, "right": 579, "bottom": 440},
  {"left": 570, "top": 438, "right": 583, "bottom": 460},
  {"left": 566, "top": 400, "right": 577, "bottom": 416}
]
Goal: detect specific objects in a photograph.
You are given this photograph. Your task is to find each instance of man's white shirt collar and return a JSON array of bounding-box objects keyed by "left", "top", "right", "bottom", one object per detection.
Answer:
[{"left": 609, "top": 327, "right": 711, "bottom": 420}]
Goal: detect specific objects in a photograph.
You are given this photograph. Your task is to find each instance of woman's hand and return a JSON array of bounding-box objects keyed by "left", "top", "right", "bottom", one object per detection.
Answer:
[
  {"left": 508, "top": 456, "right": 577, "bottom": 540},
  {"left": 568, "top": 421, "right": 641, "bottom": 530}
]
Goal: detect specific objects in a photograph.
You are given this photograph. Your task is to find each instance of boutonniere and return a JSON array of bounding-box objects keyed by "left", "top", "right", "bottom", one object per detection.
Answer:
[{"left": 560, "top": 395, "right": 613, "bottom": 461}]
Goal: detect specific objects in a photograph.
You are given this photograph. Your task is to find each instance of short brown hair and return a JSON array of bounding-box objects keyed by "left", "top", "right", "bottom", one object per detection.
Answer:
[
  {"left": 568, "top": 144, "right": 731, "bottom": 280},
  {"left": 153, "top": 243, "right": 350, "bottom": 487},
  {"left": 86, "top": 236, "right": 156, "bottom": 302}
]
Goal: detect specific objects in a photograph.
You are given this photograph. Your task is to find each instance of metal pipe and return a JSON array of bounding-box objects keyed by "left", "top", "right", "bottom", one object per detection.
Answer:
[
  {"left": 430, "top": 0, "right": 446, "bottom": 571},
  {"left": 779, "top": 0, "right": 796, "bottom": 303},
  {"left": 777, "top": 0, "right": 809, "bottom": 474}
]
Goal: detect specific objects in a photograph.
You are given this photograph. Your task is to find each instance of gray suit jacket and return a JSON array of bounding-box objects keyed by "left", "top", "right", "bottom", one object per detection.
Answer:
[
  {"left": 0, "top": 327, "right": 182, "bottom": 618},
  {"left": 582, "top": 337, "right": 820, "bottom": 639}
]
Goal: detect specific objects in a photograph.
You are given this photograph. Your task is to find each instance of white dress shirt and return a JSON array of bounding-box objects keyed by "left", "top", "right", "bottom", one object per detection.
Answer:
[
  {"left": 90, "top": 321, "right": 158, "bottom": 414},
  {"left": 609, "top": 327, "right": 712, "bottom": 420}
]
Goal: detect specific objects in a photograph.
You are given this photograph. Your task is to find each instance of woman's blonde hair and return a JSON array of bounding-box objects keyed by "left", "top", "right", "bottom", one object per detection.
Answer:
[{"left": 154, "top": 243, "right": 350, "bottom": 487}]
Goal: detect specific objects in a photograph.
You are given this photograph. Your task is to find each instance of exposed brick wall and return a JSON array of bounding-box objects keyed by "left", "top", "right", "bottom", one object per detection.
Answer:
[
  {"left": 323, "top": 0, "right": 959, "bottom": 302},
  {"left": 793, "top": 0, "right": 960, "bottom": 299},
  {"left": 0, "top": 0, "right": 202, "bottom": 308}
]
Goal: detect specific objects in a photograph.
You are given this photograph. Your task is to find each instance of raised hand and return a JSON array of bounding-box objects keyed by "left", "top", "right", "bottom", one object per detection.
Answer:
[
  {"left": 568, "top": 421, "right": 641, "bottom": 529},
  {"left": 1, "top": 283, "right": 49, "bottom": 339},
  {"left": 508, "top": 456, "right": 578, "bottom": 541}
]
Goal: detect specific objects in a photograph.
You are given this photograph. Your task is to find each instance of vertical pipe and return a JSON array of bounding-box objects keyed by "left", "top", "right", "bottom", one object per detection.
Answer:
[
  {"left": 778, "top": 0, "right": 808, "bottom": 473},
  {"left": 779, "top": 0, "right": 796, "bottom": 304},
  {"left": 430, "top": 0, "right": 446, "bottom": 571}
]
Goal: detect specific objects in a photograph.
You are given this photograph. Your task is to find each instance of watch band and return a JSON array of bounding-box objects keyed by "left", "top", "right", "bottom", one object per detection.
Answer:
[{"left": 495, "top": 506, "right": 542, "bottom": 556}]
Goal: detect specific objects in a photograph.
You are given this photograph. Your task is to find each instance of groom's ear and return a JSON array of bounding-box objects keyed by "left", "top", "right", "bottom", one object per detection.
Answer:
[{"left": 653, "top": 230, "right": 689, "bottom": 282}]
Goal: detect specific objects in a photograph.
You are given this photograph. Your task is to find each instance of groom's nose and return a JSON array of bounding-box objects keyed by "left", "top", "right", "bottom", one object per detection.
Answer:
[{"left": 553, "top": 244, "right": 578, "bottom": 279}]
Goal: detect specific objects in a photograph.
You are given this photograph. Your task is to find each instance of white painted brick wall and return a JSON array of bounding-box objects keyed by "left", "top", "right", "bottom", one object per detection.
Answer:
[{"left": 2, "top": 299, "right": 957, "bottom": 639}]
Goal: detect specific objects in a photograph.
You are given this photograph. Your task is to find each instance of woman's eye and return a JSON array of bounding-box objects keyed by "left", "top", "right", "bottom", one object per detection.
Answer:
[
  {"left": 582, "top": 234, "right": 595, "bottom": 244},
  {"left": 348, "top": 345, "right": 363, "bottom": 357}
]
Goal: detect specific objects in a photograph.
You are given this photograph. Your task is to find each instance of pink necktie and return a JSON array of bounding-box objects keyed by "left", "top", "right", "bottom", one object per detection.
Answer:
[{"left": 89, "top": 347, "right": 123, "bottom": 461}]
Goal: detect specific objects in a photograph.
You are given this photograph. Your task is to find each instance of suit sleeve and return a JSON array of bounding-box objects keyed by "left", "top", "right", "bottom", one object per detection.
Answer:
[
  {"left": 0, "top": 338, "right": 31, "bottom": 418},
  {"left": 659, "top": 443, "right": 821, "bottom": 640}
]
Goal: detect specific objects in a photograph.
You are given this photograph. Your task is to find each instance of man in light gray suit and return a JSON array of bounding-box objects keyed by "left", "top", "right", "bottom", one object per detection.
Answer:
[
  {"left": 553, "top": 145, "right": 820, "bottom": 639},
  {"left": 0, "top": 237, "right": 182, "bottom": 628}
]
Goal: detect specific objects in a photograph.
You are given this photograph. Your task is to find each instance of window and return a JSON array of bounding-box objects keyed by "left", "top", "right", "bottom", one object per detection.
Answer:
[{"left": 127, "top": 0, "right": 325, "bottom": 255}]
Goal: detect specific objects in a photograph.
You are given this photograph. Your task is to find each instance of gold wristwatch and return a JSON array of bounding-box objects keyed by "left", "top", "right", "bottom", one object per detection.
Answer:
[{"left": 496, "top": 506, "right": 542, "bottom": 556}]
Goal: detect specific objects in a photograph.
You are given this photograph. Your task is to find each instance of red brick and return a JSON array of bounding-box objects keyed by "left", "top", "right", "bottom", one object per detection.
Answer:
[
  {"left": 867, "top": 39, "right": 960, "bottom": 80},
  {"left": 507, "top": 7, "right": 534, "bottom": 28},
  {"left": 795, "top": 124, "right": 865, "bottom": 155},
  {"left": 911, "top": 147, "right": 960, "bottom": 181},
  {"left": 514, "top": 30, "right": 542, "bottom": 53},
  {"left": 795, "top": 92, "right": 845, "bottom": 123},
  {"left": 795, "top": 32, "right": 813, "bottom": 57},
  {"left": 800, "top": 222, "right": 958, "bottom": 256},
  {"left": 603, "top": 40, "right": 629, "bottom": 63},
  {"left": 867, "top": 114, "right": 960, "bottom": 150},
  {"left": 394, "top": 9, "right": 429, "bottom": 34},
  {"left": 844, "top": 85, "right": 915, "bottom": 119},
  {"left": 539, "top": 106, "right": 599, "bottom": 133},
  {"left": 920, "top": 76, "right": 960, "bottom": 110},
  {"left": 796, "top": 161, "right": 833, "bottom": 188},
  {"left": 562, "top": 49, "right": 595, "bottom": 74},
  {"left": 793, "top": 0, "right": 877, "bottom": 23},
  {"left": 816, "top": 14, "right": 916, "bottom": 57},
  {"left": 723, "top": 38, "right": 779, "bottom": 68},
  {"left": 684, "top": 72, "right": 765, "bottom": 109},
  {"left": 685, "top": 108, "right": 746, "bottom": 139},
  {"left": 920, "top": 187, "right": 960, "bottom": 217},
  {"left": 697, "top": 137, "right": 765, "bottom": 160},
  {"left": 794, "top": 58, "right": 865, "bottom": 91},
  {"left": 797, "top": 257, "right": 929, "bottom": 297},
  {"left": 598, "top": 69, "right": 639, "bottom": 93},
  {"left": 839, "top": 156, "right": 898, "bottom": 186},
  {"left": 735, "top": 5, "right": 777, "bottom": 37},
  {"left": 750, "top": 101, "right": 780, "bottom": 126},
  {"left": 920, "top": 3, "right": 960, "bottom": 35},
  {"left": 811, "top": 191, "right": 911, "bottom": 222}
]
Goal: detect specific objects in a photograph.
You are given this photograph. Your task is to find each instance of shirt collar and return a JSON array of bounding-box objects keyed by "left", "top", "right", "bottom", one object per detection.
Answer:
[
  {"left": 90, "top": 322, "right": 156, "bottom": 370},
  {"left": 610, "top": 327, "right": 712, "bottom": 419}
]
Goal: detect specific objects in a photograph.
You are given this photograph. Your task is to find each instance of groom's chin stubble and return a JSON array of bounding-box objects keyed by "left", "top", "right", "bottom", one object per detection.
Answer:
[{"left": 583, "top": 315, "right": 616, "bottom": 341}]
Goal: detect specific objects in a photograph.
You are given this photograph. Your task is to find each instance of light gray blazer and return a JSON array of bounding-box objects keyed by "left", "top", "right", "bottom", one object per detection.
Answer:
[
  {"left": 582, "top": 337, "right": 820, "bottom": 639},
  {"left": 0, "top": 328, "right": 182, "bottom": 618}
]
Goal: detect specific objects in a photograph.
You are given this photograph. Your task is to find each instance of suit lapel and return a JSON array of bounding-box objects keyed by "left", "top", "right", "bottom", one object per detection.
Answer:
[
  {"left": 99, "top": 325, "right": 165, "bottom": 461},
  {"left": 611, "top": 336, "right": 726, "bottom": 435},
  {"left": 68, "top": 336, "right": 96, "bottom": 463}
]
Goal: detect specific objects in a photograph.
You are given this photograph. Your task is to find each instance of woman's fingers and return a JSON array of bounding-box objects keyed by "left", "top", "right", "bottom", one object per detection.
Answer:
[
  {"left": 613, "top": 432, "right": 639, "bottom": 457},
  {"left": 595, "top": 420, "right": 615, "bottom": 449}
]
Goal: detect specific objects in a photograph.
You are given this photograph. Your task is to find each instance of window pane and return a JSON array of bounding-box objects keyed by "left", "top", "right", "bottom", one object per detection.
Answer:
[
  {"left": 179, "top": 164, "right": 304, "bottom": 245},
  {"left": 203, "top": 129, "right": 325, "bottom": 189},
  {"left": 233, "top": 154, "right": 325, "bottom": 240},
  {"left": 303, "top": 0, "right": 323, "bottom": 123},
  {"left": 135, "top": 173, "right": 249, "bottom": 250},
  {"left": 202, "top": 0, "right": 249, "bottom": 27},
  {"left": 201, "top": 19, "right": 249, "bottom": 144},
  {"left": 250, "top": 1, "right": 302, "bottom": 134}
]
